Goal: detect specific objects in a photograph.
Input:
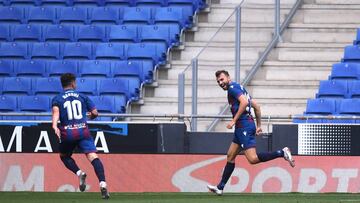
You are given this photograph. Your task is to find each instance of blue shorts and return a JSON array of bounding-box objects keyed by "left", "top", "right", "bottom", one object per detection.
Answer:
[
  {"left": 232, "top": 122, "right": 256, "bottom": 150},
  {"left": 59, "top": 136, "right": 97, "bottom": 154}
]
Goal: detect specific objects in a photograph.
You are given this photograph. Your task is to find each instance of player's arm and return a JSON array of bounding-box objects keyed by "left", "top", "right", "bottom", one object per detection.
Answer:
[
  {"left": 251, "top": 99, "right": 263, "bottom": 135},
  {"left": 88, "top": 108, "right": 98, "bottom": 120},
  {"left": 52, "top": 106, "right": 61, "bottom": 139},
  {"left": 227, "top": 95, "right": 248, "bottom": 129}
]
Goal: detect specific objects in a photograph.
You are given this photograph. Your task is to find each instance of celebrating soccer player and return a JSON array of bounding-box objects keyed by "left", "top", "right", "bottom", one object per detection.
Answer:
[
  {"left": 207, "top": 70, "right": 295, "bottom": 195},
  {"left": 51, "top": 73, "right": 110, "bottom": 199}
]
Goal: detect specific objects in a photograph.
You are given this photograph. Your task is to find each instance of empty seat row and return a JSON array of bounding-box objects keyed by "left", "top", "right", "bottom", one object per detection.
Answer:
[
  {"left": 316, "top": 80, "right": 360, "bottom": 99},
  {"left": 0, "top": 6, "right": 193, "bottom": 28},
  {"left": 0, "top": 59, "right": 154, "bottom": 83},
  {"left": 0, "top": 95, "right": 126, "bottom": 120},
  {"left": 329, "top": 63, "right": 360, "bottom": 80},
  {"left": 342, "top": 45, "right": 360, "bottom": 63},
  {"left": 0, "top": 77, "right": 140, "bottom": 100},
  {"left": 1, "top": 0, "right": 205, "bottom": 11},
  {"left": 0, "top": 42, "right": 167, "bottom": 64},
  {"left": 0, "top": 24, "right": 180, "bottom": 46}
]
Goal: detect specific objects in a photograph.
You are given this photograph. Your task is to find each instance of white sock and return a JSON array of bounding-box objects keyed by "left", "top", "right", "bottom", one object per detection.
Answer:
[
  {"left": 76, "top": 170, "right": 82, "bottom": 177},
  {"left": 99, "top": 181, "right": 107, "bottom": 188}
]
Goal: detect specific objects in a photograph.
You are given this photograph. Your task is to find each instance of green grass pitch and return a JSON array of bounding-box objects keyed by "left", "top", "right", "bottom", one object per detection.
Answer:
[{"left": 2, "top": 192, "right": 360, "bottom": 203}]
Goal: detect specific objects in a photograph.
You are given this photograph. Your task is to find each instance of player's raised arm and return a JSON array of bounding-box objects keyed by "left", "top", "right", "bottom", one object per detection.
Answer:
[
  {"left": 88, "top": 108, "right": 98, "bottom": 120},
  {"left": 251, "top": 99, "right": 262, "bottom": 135},
  {"left": 52, "top": 106, "right": 61, "bottom": 139}
]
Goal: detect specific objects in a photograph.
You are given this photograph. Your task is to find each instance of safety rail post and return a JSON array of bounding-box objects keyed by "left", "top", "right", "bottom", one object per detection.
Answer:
[
  {"left": 191, "top": 58, "right": 198, "bottom": 131},
  {"left": 178, "top": 73, "right": 185, "bottom": 121},
  {"left": 275, "top": 0, "right": 281, "bottom": 40},
  {"left": 235, "top": 6, "right": 241, "bottom": 83}
]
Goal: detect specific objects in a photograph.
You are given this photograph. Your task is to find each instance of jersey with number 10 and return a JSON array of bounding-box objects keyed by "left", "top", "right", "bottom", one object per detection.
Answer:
[{"left": 52, "top": 89, "right": 95, "bottom": 141}]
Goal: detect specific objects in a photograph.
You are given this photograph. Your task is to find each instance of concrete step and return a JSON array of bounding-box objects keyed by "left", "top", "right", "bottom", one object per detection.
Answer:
[
  {"left": 293, "top": 8, "right": 360, "bottom": 24},
  {"left": 269, "top": 47, "right": 344, "bottom": 62}
]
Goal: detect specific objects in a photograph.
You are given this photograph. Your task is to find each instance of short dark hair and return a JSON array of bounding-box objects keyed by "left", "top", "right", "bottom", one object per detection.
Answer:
[
  {"left": 60, "top": 73, "right": 76, "bottom": 88},
  {"left": 215, "top": 70, "right": 229, "bottom": 78}
]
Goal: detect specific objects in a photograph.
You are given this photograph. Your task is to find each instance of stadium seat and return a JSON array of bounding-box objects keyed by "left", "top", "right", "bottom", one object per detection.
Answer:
[
  {"left": 2, "top": 77, "right": 32, "bottom": 95},
  {"left": 72, "top": 0, "right": 102, "bottom": 6},
  {"left": 0, "top": 24, "right": 10, "bottom": 41},
  {"left": 114, "top": 94, "right": 127, "bottom": 113},
  {"left": 127, "top": 43, "right": 166, "bottom": 65},
  {"left": 43, "top": 25, "right": 74, "bottom": 42},
  {"left": 14, "top": 60, "right": 46, "bottom": 77},
  {"left": 134, "top": 0, "right": 164, "bottom": 7},
  {"left": 107, "top": 25, "right": 138, "bottom": 42},
  {"left": 76, "top": 78, "right": 97, "bottom": 95},
  {"left": 47, "top": 60, "right": 78, "bottom": 76},
  {"left": 26, "top": 7, "right": 57, "bottom": 24},
  {"left": 139, "top": 25, "right": 172, "bottom": 47},
  {"left": 89, "top": 95, "right": 116, "bottom": 121},
  {"left": 342, "top": 45, "right": 360, "bottom": 63},
  {"left": 75, "top": 25, "right": 106, "bottom": 42},
  {"left": 89, "top": 7, "right": 120, "bottom": 24},
  {"left": 303, "top": 98, "right": 337, "bottom": 123},
  {"left": 8, "top": 0, "right": 38, "bottom": 6},
  {"left": 79, "top": 60, "right": 111, "bottom": 78},
  {"left": 57, "top": 7, "right": 88, "bottom": 24},
  {"left": 0, "top": 7, "right": 25, "bottom": 23},
  {"left": 94, "top": 43, "right": 124, "bottom": 60},
  {"left": 348, "top": 80, "right": 360, "bottom": 98},
  {"left": 0, "top": 60, "right": 14, "bottom": 77},
  {"left": 316, "top": 80, "right": 348, "bottom": 99},
  {"left": 103, "top": 0, "right": 132, "bottom": 7},
  {"left": 33, "top": 77, "right": 62, "bottom": 96},
  {"left": 338, "top": 99, "right": 360, "bottom": 115},
  {"left": 330, "top": 63, "right": 360, "bottom": 80},
  {"left": 11, "top": 24, "right": 42, "bottom": 42},
  {"left": 19, "top": 95, "right": 50, "bottom": 112},
  {"left": 62, "top": 42, "right": 92, "bottom": 59},
  {"left": 154, "top": 7, "right": 192, "bottom": 29},
  {"left": 40, "top": 0, "right": 69, "bottom": 6},
  {"left": 122, "top": 7, "right": 152, "bottom": 25},
  {"left": 167, "top": 0, "right": 205, "bottom": 12},
  {"left": 30, "top": 42, "right": 60, "bottom": 59},
  {"left": 0, "top": 95, "right": 17, "bottom": 112},
  {"left": 98, "top": 78, "right": 129, "bottom": 98},
  {"left": 0, "top": 42, "right": 28, "bottom": 59},
  {"left": 112, "top": 60, "right": 142, "bottom": 84}
]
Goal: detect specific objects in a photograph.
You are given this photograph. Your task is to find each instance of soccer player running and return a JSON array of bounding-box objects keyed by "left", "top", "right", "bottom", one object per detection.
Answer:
[
  {"left": 52, "top": 73, "right": 109, "bottom": 199},
  {"left": 207, "top": 70, "right": 295, "bottom": 195}
]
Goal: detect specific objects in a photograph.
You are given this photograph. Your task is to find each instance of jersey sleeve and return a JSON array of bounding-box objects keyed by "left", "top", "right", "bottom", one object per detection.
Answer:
[
  {"left": 51, "top": 96, "right": 60, "bottom": 108},
  {"left": 228, "top": 85, "right": 243, "bottom": 100},
  {"left": 84, "top": 95, "right": 96, "bottom": 111}
]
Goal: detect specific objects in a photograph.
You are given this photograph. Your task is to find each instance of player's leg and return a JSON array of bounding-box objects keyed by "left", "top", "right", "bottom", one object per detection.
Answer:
[
  {"left": 208, "top": 142, "right": 240, "bottom": 195},
  {"left": 79, "top": 137, "right": 109, "bottom": 199}
]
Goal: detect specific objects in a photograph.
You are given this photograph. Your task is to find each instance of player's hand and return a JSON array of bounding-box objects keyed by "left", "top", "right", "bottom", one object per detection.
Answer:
[
  {"left": 256, "top": 127, "right": 263, "bottom": 136},
  {"left": 53, "top": 127, "right": 61, "bottom": 140},
  {"left": 226, "top": 120, "right": 235, "bottom": 129}
]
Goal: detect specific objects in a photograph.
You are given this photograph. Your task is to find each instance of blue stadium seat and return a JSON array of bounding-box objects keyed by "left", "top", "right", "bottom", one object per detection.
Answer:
[
  {"left": 114, "top": 94, "right": 127, "bottom": 113},
  {"left": 11, "top": 24, "right": 42, "bottom": 42},
  {"left": 75, "top": 25, "right": 106, "bottom": 42},
  {"left": 76, "top": 78, "right": 97, "bottom": 95},
  {"left": 304, "top": 98, "right": 336, "bottom": 123},
  {"left": 19, "top": 95, "right": 50, "bottom": 112},
  {"left": 89, "top": 95, "right": 116, "bottom": 121},
  {"left": 127, "top": 43, "right": 166, "bottom": 65},
  {"left": 139, "top": 25, "right": 172, "bottom": 47},
  {"left": 43, "top": 25, "right": 74, "bottom": 42},
  {"left": 0, "top": 60, "right": 14, "bottom": 77},
  {"left": 79, "top": 60, "right": 111, "bottom": 78},
  {"left": 316, "top": 80, "right": 348, "bottom": 98},
  {"left": 154, "top": 7, "right": 192, "bottom": 29},
  {"left": 0, "top": 24, "right": 10, "bottom": 41},
  {"left": 167, "top": 0, "right": 205, "bottom": 12},
  {"left": 89, "top": 7, "right": 120, "bottom": 24},
  {"left": 112, "top": 66, "right": 140, "bottom": 101},
  {"left": 0, "top": 95, "right": 17, "bottom": 112},
  {"left": 33, "top": 77, "right": 62, "bottom": 96},
  {"left": 354, "top": 28, "right": 360, "bottom": 45},
  {"left": 348, "top": 80, "right": 360, "bottom": 98},
  {"left": 26, "top": 7, "right": 56, "bottom": 24},
  {"left": 62, "top": 42, "right": 92, "bottom": 59},
  {"left": 47, "top": 60, "right": 78, "bottom": 76},
  {"left": 72, "top": 0, "right": 102, "bottom": 6},
  {"left": 139, "top": 60, "right": 154, "bottom": 83},
  {"left": 103, "top": 0, "right": 132, "bottom": 7},
  {"left": 2, "top": 77, "right": 32, "bottom": 95},
  {"left": 330, "top": 63, "right": 360, "bottom": 80},
  {"left": 112, "top": 60, "right": 141, "bottom": 84},
  {"left": 30, "top": 42, "right": 60, "bottom": 59},
  {"left": 94, "top": 43, "right": 124, "bottom": 60},
  {"left": 98, "top": 78, "right": 129, "bottom": 98},
  {"left": 8, "top": 0, "right": 38, "bottom": 6},
  {"left": 57, "top": 7, "right": 88, "bottom": 24},
  {"left": 134, "top": 0, "right": 164, "bottom": 7},
  {"left": 122, "top": 7, "right": 152, "bottom": 25},
  {"left": 107, "top": 25, "right": 138, "bottom": 42},
  {"left": 338, "top": 99, "right": 360, "bottom": 115},
  {"left": 0, "top": 42, "right": 28, "bottom": 59},
  {"left": 40, "top": 0, "right": 69, "bottom": 6},
  {"left": 343, "top": 45, "right": 360, "bottom": 63},
  {"left": 0, "top": 7, "right": 25, "bottom": 23},
  {"left": 14, "top": 60, "right": 46, "bottom": 77}
]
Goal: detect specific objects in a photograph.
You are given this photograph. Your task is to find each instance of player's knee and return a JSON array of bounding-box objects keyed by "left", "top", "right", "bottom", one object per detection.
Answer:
[
  {"left": 86, "top": 152, "right": 98, "bottom": 161},
  {"left": 247, "top": 156, "right": 259, "bottom": 165}
]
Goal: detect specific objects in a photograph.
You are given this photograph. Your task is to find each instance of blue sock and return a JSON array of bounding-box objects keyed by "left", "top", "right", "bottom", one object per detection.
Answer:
[
  {"left": 257, "top": 150, "right": 284, "bottom": 162},
  {"left": 60, "top": 156, "right": 80, "bottom": 175},
  {"left": 91, "top": 158, "right": 106, "bottom": 182},
  {"left": 217, "top": 162, "right": 235, "bottom": 190}
]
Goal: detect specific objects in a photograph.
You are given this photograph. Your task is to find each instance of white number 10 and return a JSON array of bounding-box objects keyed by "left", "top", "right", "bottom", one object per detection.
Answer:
[{"left": 64, "top": 100, "right": 83, "bottom": 120}]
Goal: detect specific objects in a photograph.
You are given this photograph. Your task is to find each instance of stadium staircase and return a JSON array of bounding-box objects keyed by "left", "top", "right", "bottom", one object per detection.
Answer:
[{"left": 131, "top": 0, "right": 360, "bottom": 131}]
